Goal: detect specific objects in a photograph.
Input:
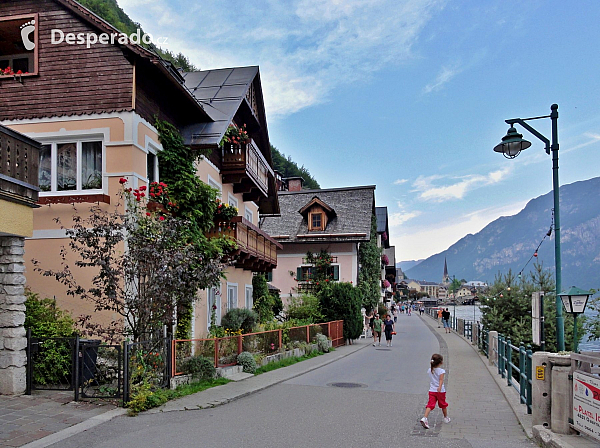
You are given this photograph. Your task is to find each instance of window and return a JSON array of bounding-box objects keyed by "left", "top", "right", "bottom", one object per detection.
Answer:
[
  {"left": 296, "top": 266, "right": 313, "bottom": 282},
  {"left": 227, "top": 284, "right": 238, "bottom": 311},
  {"left": 227, "top": 193, "right": 238, "bottom": 209},
  {"left": 207, "top": 287, "right": 221, "bottom": 329},
  {"left": 208, "top": 175, "right": 222, "bottom": 198},
  {"left": 147, "top": 152, "right": 157, "bottom": 184},
  {"left": 265, "top": 271, "right": 273, "bottom": 282},
  {"left": 310, "top": 212, "right": 323, "bottom": 231},
  {"left": 38, "top": 140, "right": 103, "bottom": 193},
  {"left": 0, "top": 15, "right": 38, "bottom": 76},
  {"left": 245, "top": 285, "right": 253, "bottom": 309},
  {"left": 245, "top": 207, "right": 253, "bottom": 224}
]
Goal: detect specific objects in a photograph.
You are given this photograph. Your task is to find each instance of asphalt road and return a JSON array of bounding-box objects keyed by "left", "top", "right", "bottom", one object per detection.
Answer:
[{"left": 50, "top": 316, "right": 531, "bottom": 448}]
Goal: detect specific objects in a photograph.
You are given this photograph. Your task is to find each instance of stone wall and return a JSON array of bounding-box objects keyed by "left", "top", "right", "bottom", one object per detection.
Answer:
[{"left": 0, "top": 237, "right": 27, "bottom": 395}]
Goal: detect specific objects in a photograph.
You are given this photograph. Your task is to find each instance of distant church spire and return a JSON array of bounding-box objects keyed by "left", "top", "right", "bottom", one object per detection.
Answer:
[{"left": 443, "top": 258, "right": 450, "bottom": 284}]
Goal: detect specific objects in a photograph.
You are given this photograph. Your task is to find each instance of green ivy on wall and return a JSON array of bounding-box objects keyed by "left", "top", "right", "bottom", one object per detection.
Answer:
[{"left": 358, "top": 214, "right": 382, "bottom": 311}]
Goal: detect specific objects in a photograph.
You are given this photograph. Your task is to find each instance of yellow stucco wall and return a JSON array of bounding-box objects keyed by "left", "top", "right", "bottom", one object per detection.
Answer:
[{"left": 0, "top": 199, "right": 33, "bottom": 237}]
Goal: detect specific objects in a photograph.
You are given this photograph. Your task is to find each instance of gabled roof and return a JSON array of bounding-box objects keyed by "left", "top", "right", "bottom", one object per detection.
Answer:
[
  {"left": 261, "top": 186, "right": 375, "bottom": 244},
  {"left": 298, "top": 197, "right": 336, "bottom": 217}
]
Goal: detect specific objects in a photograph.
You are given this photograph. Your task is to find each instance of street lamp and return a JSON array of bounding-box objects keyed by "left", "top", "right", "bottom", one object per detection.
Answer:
[
  {"left": 494, "top": 104, "right": 565, "bottom": 351},
  {"left": 558, "top": 286, "right": 592, "bottom": 353}
]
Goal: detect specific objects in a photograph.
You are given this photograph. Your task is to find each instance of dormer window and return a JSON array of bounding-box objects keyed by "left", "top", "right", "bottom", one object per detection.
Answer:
[
  {"left": 310, "top": 212, "right": 323, "bottom": 231},
  {"left": 0, "top": 14, "right": 38, "bottom": 77}
]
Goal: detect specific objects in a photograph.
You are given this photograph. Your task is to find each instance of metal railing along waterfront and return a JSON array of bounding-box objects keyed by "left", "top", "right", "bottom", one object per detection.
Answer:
[
  {"left": 423, "top": 307, "right": 532, "bottom": 414},
  {"left": 171, "top": 320, "right": 344, "bottom": 377}
]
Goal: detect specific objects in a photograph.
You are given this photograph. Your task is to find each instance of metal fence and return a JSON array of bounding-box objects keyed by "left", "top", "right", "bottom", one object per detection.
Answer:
[
  {"left": 172, "top": 320, "right": 344, "bottom": 377},
  {"left": 423, "top": 309, "right": 532, "bottom": 414},
  {"left": 26, "top": 329, "right": 171, "bottom": 405}
]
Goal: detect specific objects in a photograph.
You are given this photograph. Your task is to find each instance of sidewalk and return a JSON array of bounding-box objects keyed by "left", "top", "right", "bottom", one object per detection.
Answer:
[
  {"left": 0, "top": 339, "right": 368, "bottom": 447},
  {"left": 0, "top": 391, "right": 119, "bottom": 448},
  {"left": 420, "top": 314, "right": 600, "bottom": 448}
]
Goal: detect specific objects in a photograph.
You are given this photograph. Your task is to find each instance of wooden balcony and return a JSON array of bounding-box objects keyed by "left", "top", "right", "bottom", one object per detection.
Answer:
[
  {"left": 221, "top": 140, "right": 273, "bottom": 202},
  {"left": 206, "top": 216, "right": 282, "bottom": 272},
  {"left": 0, "top": 124, "right": 40, "bottom": 206}
]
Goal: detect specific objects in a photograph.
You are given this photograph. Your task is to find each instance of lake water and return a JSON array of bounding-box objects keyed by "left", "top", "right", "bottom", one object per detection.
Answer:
[{"left": 446, "top": 305, "right": 600, "bottom": 351}]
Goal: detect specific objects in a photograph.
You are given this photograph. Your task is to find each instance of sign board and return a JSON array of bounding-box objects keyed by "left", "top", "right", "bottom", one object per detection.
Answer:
[
  {"left": 536, "top": 366, "right": 545, "bottom": 381},
  {"left": 573, "top": 371, "right": 600, "bottom": 441},
  {"left": 532, "top": 292, "right": 543, "bottom": 346}
]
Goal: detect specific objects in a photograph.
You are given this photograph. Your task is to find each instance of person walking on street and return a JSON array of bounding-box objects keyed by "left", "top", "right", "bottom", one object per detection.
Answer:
[
  {"left": 383, "top": 314, "right": 395, "bottom": 347},
  {"left": 442, "top": 308, "right": 451, "bottom": 333},
  {"left": 420, "top": 353, "right": 450, "bottom": 429},
  {"left": 393, "top": 307, "right": 398, "bottom": 323},
  {"left": 372, "top": 314, "right": 383, "bottom": 346},
  {"left": 420, "top": 305, "right": 425, "bottom": 315},
  {"left": 407, "top": 304, "right": 412, "bottom": 316},
  {"left": 437, "top": 308, "right": 443, "bottom": 328}
]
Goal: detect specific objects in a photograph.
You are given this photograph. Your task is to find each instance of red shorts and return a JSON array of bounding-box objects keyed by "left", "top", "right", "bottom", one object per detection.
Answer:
[{"left": 426, "top": 391, "right": 448, "bottom": 409}]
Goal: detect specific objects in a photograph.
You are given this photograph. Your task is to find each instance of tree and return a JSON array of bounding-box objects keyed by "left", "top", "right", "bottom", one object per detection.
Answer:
[
  {"left": 271, "top": 145, "right": 320, "bottom": 190},
  {"left": 358, "top": 214, "right": 381, "bottom": 311},
  {"left": 33, "top": 184, "right": 224, "bottom": 342},
  {"left": 319, "top": 282, "right": 363, "bottom": 342}
]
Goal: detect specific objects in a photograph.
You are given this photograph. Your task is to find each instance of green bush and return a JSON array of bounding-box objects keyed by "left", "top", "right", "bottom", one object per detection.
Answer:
[
  {"left": 285, "top": 294, "right": 323, "bottom": 322},
  {"left": 237, "top": 351, "right": 257, "bottom": 373},
  {"left": 319, "top": 282, "right": 363, "bottom": 341},
  {"left": 315, "top": 333, "right": 329, "bottom": 353},
  {"left": 180, "top": 356, "right": 215, "bottom": 380},
  {"left": 221, "top": 308, "right": 258, "bottom": 333},
  {"left": 24, "top": 291, "right": 77, "bottom": 385}
]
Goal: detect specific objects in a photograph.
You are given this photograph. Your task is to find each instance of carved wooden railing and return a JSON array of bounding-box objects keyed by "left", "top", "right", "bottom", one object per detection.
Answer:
[
  {"left": 206, "top": 216, "right": 281, "bottom": 271},
  {"left": 222, "top": 140, "right": 272, "bottom": 196},
  {"left": 0, "top": 125, "right": 40, "bottom": 204}
]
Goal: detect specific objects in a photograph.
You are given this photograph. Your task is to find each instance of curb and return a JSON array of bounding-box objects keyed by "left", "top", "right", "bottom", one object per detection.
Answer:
[
  {"left": 21, "top": 407, "right": 128, "bottom": 448},
  {"left": 147, "top": 340, "right": 370, "bottom": 413}
]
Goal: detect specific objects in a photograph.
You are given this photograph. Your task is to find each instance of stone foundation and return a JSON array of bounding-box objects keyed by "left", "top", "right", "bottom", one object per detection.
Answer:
[{"left": 0, "top": 237, "right": 27, "bottom": 395}]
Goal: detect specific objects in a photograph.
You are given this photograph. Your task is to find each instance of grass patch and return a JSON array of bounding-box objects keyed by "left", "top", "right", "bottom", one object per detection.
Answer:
[
  {"left": 254, "top": 350, "right": 324, "bottom": 375},
  {"left": 127, "top": 377, "right": 230, "bottom": 416}
]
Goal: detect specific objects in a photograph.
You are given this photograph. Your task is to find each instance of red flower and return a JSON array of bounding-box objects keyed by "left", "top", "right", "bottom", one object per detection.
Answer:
[
  {"left": 139, "top": 185, "right": 147, "bottom": 191},
  {"left": 159, "top": 216, "right": 165, "bottom": 221},
  {"left": 119, "top": 178, "right": 127, "bottom": 184},
  {"left": 146, "top": 212, "right": 151, "bottom": 216},
  {"left": 212, "top": 304, "right": 217, "bottom": 310},
  {"left": 150, "top": 193, "right": 155, "bottom": 197},
  {"left": 140, "top": 192, "right": 145, "bottom": 197}
]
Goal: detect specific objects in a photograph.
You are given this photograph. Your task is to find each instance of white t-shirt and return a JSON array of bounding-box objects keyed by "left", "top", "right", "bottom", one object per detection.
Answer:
[{"left": 428, "top": 367, "right": 446, "bottom": 392}]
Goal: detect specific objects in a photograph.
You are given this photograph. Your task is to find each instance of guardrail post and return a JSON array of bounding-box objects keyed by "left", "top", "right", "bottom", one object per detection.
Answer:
[
  {"left": 498, "top": 335, "right": 504, "bottom": 376},
  {"left": 526, "top": 345, "right": 532, "bottom": 415},
  {"left": 122, "top": 340, "right": 129, "bottom": 404},
  {"left": 74, "top": 335, "right": 80, "bottom": 401},
  {"left": 278, "top": 329, "right": 282, "bottom": 350},
  {"left": 238, "top": 334, "right": 243, "bottom": 356},
  {"left": 214, "top": 338, "right": 219, "bottom": 368},
  {"left": 306, "top": 325, "right": 310, "bottom": 344},
  {"left": 506, "top": 339, "right": 512, "bottom": 387},
  {"left": 519, "top": 343, "right": 526, "bottom": 404}
]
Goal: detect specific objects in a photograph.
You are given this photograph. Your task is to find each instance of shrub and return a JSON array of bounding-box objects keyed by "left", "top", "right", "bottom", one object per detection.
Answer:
[
  {"left": 220, "top": 308, "right": 258, "bottom": 334},
  {"left": 315, "top": 333, "right": 329, "bottom": 353},
  {"left": 24, "top": 290, "right": 77, "bottom": 385},
  {"left": 319, "top": 282, "right": 363, "bottom": 341},
  {"left": 237, "top": 351, "right": 257, "bottom": 373},
  {"left": 181, "top": 356, "right": 216, "bottom": 380},
  {"left": 285, "top": 294, "right": 323, "bottom": 322}
]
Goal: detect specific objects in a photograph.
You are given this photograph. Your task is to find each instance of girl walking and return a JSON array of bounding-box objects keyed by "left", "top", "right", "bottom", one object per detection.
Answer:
[
  {"left": 383, "top": 314, "right": 395, "bottom": 347},
  {"left": 420, "top": 354, "right": 450, "bottom": 429}
]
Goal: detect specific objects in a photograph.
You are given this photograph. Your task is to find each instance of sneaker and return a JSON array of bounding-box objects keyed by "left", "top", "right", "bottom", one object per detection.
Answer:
[
  {"left": 420, "top": 417, "right": 429, "bottom": 429},
  {"left": 373, "top": 343, "right": 376, "bottom": 346},
  {"left": 443, "top": 417, "right": 451, "bottom": 424}
]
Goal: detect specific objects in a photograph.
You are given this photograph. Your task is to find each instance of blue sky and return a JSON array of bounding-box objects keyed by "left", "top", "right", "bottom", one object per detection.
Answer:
[{"left": 118, "top": 0, "right": 600, "bottom": 261}]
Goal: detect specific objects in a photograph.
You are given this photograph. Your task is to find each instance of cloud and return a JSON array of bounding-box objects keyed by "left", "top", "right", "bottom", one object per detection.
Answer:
[
  {"left": 412, "top": 167, "right": 511, "bottom": 202},
  {"left": 117, "top": 0, "right": 447, "bottom": 118},
  {"left": 391, "top": 200, "right": 527, "bottom": 260},
  {"left": 393, "top": 178, "right": 409, "bottom": 185},
  {"left": 389, "top": 211, "right": 422, "bottom": 227},
  {"left": 423, "top": 64, "right": 462, "bottom": 94}
]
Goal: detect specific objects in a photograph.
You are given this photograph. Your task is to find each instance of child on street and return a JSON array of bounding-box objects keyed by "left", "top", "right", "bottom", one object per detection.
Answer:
[
  {"left": 372, "top": 314, "right": 382, "bottom": 346},
  {"left": 420, "top": 354, "right": 450, "bottom": 429}
]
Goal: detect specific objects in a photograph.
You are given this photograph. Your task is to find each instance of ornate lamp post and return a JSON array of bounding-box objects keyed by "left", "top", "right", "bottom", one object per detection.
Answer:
[
  {"left": 493, "top": 104, "right": 565, "bottom": 351},
  {"left": 558, "top": 286, "right": 592, "bottom": 353}
]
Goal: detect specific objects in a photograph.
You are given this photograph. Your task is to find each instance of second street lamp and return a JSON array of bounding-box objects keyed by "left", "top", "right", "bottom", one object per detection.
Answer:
[{"left": 493, "top": 104, "right": 565, "bottom": 351}]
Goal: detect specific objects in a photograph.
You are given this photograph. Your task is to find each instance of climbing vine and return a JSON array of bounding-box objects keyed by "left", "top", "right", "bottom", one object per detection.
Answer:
[{"left": 358, "top": 214, "right": 382, "bottom": 311}]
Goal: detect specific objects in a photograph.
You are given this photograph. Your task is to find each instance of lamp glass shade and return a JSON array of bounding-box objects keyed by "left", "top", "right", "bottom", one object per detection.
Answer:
[
  {"left": 493, "top": 126, "right": 532, "bottom": 158},
  {"left": 559, "top": 286, "right": 592, "bottom": 314}
]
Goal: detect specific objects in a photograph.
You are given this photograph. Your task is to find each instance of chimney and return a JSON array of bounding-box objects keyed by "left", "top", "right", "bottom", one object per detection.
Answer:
[{"left": 284, "top": 176, "right": 304, "bottom": 192}]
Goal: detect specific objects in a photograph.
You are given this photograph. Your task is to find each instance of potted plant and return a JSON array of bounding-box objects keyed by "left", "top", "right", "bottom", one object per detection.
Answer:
[
  {"left": 214, "top": 199, "right": 238, "bottom": 221},
  {"left": 221, "top": 124, "right": 250, "bottom": 147}
]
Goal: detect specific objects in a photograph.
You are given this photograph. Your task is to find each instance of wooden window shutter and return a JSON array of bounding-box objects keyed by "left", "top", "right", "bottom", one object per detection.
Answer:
[
  {"left": 333, "top": 265, "right": 340, "bottom": 281},
  {"left": 297, "top": 267, "right": 303, "bottom": 281}
]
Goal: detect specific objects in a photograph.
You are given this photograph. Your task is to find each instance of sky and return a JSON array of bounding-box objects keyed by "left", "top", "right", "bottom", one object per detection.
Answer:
[{"left": 117, "top": 0, "right": 600, "bottom": 261}]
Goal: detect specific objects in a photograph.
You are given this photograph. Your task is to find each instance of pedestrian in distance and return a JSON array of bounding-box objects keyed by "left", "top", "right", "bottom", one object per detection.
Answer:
[
  {"left": 420, "top": 305, "right": 425, "bottom": 315},
  {"left": 420, "top": 353, "right": 450, "bottom": 429},
  {"left": 407, "top": 304, "right": 412, "bottom": 316},
  {"left": 372, "top": 314, "right": 383, "bottom": 346},
  {"left": 383, "top": 314, "right": 395, "bottom": 347},
  {"left": 442, "top": 308, "right": 451, "bottom": 333},
  {"left": 393, "top": 307, "right": 398, "bottom": 323},
  {"left": 437, "top": 308, "right": 442, "bottom": 328}
]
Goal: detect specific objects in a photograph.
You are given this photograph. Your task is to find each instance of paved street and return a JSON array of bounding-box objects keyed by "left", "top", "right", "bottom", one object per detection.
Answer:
[{"left": 47, "top": 314, "right": 534, "bottom": 448}]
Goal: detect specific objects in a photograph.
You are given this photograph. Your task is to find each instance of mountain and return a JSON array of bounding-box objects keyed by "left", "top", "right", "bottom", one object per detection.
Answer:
[
  {"left": 397, "top": 260, "right": 424, "bottom": 271},
  {"left": 405, "top": 177, "right": 600, "bottom": 290}
]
